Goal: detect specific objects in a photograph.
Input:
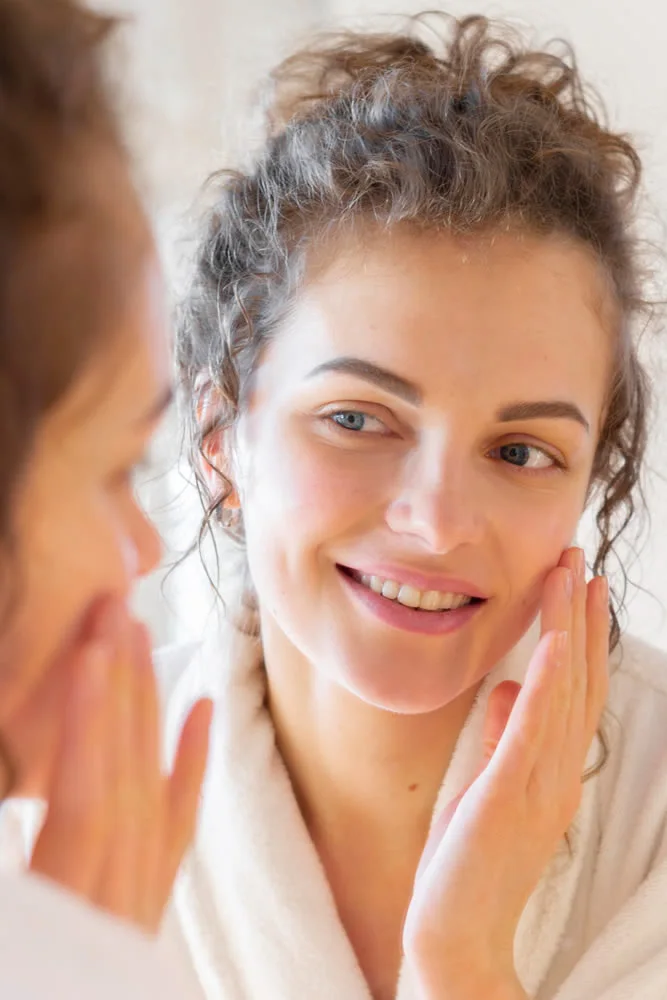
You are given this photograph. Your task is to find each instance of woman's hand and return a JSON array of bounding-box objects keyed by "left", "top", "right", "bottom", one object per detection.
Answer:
[
  {"left": 29, "top": 597, "right": 212, "bottom": 934},
  {"left": 403, "top": 547, "right": 610, "bottom": 999}
]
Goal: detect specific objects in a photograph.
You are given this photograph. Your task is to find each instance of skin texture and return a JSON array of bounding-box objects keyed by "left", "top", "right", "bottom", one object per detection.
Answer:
[
  {"left": 215, "top": 227, "right": 613, "bottom": 998},
  {"left": 0, "top": 253, "right": 170, "bottom": 798},
  {"left": 0, "top": 180, "right": 212, "bottom": 932},
  {"left": 403, "top": 549, "right": 609, "bottom": 999}
]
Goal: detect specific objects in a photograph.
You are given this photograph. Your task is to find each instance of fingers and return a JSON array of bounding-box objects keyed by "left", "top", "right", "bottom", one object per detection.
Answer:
[
  {"left": 539, "top": 563, "right": 573, "bottom": 748},
  {"left": 90, "top": 611, "right": 206, "bottom": 933},
  {"left": 418, "top": 679, "right": 521, "bottom": 880},
  {"left": 488, "top": 629, "right": 564, "bottom": 785},
  {"left": 134, "top": 623, "right": 162, "bottom": 784},
  {"left": 559, "top": 549, "right": 587, "bottom": 742},
  {"left": 540, "top": 563, "right": 573, "bottom": 636},
  {"left": 550, "top": 548, "right": 609, "bottom": 758},
  {"left": 162, "top": 699, "right": 213, "bottom": 896},
  {"left": 417, "top": 680, "right": 522, "bottom": 883},
  {"left": 585, "top": 575, "right": 610, "bottom": 743},
  {"left": 33, "top": 596, "right": 212, "bottom": 933},
  {"left": 529, "top": 548, "right": 609, "bottom": 802},
  {"left": 131, "top": 622, "right": 164, "bottom": 930},
  {"left": 30, "top": 634, "right": 111, "bottom": 896},
  {"left": 481, "top": 681, "right": 522, "bottom": 768},
  {"left": 416, "top": 793, "right": 462, "bottom": 883},
  {"left": 94, "top": 606, "right": 140, "bottom": 923}
]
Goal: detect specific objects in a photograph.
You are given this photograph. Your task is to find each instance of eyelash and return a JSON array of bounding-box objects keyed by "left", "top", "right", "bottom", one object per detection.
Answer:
[
  {"left": 327, "top": 409, "right": 389, "bottom": 435},
  {"left": 324, "top": 409, "right": 565, "bottom": 472},
  {"left": 487, "top": 443, "right": 564, "bottom": 473}
]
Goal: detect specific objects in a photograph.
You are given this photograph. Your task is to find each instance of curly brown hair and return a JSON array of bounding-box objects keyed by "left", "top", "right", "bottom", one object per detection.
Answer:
[
  {"left": 0, "top": 0, "right": 132, "bottom": 542},
  {"left": 177, "top": 13, "right": 652, "bottom": 653}
]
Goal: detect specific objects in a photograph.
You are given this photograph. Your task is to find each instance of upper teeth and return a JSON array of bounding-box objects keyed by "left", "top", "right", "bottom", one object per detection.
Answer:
[{"left": 358, "top": 574, "right": 473, "bottom": 612}]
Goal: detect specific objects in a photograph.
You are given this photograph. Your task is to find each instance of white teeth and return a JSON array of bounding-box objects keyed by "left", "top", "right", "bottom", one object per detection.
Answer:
[
  {"left": 353, "top": 570, "right": 476, "bottom": 612},
  {"left": 419, "top": 590, "right": 443, "bottom": 611},
  {"left": 397, "top": 584, "right": 421, "bottom": 608}
]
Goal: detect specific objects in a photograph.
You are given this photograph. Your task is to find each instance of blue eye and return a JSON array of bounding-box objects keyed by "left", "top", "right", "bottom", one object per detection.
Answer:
[
  {"left": 331, "top": 411, "right": 367, "bottom": 431},
  {"left": 498, "top": 443, "right": 554, "bottom": 470}
]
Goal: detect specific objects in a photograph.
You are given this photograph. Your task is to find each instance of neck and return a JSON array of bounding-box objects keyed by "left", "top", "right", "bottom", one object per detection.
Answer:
[{"left": 264, "top": 622, "right": 481, "bottom": 854}]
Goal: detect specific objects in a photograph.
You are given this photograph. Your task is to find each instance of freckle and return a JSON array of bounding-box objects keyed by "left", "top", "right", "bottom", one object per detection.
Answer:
[{"left": 408, "top": 783, "right": 418, "bottom": 792}]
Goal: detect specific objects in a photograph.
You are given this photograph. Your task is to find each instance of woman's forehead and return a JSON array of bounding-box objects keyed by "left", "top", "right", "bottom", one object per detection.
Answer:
[{"left": 259, "top": 228, "right": 613, "bottom": 416}]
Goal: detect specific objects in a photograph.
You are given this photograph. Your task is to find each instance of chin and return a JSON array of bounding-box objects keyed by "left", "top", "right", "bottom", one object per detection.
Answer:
[{"left": 336, "top": 654, "right": 477, "bottom": 716}]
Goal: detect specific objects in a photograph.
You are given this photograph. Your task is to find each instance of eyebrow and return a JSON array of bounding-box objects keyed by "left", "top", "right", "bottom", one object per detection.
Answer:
[
  {"left": 496, "top": 401, "right": 590, "bottom": 433},
  {"left": 138, "top": 386, "right": 174, "bottom": 426},
  {"left": 307, "top": 357, "right": 422, "bottom": 405},
  {"left": 307, "top": 355, "right": 590, "bottom": 432}
]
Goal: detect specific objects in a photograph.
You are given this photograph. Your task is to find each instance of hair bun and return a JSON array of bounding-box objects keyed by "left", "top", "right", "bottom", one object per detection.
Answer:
[{"left": 262, "top": 28, "right": 437, "bottom": 137}]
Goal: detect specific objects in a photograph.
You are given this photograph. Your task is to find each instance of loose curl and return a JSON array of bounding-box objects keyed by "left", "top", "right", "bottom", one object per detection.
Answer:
[{"left": 178, "top": 13, "right": 652, "bottom": 669}]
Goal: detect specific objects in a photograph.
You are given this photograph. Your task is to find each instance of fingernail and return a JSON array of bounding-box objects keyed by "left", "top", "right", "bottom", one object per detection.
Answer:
[
  {"left": 563, "top": 569, "right": 573, "bottom": 599},
  {"left": 576, "top": 549, "right": 586, "bottom": 583}
]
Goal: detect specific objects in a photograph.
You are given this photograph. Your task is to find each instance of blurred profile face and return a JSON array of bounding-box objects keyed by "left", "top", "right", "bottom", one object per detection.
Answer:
[
  {"left": 0, "top": 200, "right": 171, "bottom": 796},
  {"left": 230, "top": 228, "right": 612, "bottom": 713}
]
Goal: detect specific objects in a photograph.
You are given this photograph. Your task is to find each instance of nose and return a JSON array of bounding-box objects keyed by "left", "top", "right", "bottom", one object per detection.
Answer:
[{"left": 385, "top": 445, "right": 485, "bottom": 553}]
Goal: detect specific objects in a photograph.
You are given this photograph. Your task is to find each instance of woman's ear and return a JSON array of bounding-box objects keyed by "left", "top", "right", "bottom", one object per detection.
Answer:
[
  {"left": 198, "top": 431, "right": 223, "bottom": 495},
  {"left": 196, "top": 386, "right": 240, "bottom": 508}
]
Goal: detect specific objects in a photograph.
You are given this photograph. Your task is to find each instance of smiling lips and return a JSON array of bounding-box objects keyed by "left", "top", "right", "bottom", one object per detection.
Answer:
[
  {"left": 337, "top": 564, "right": 486, "bottom": 636},
  {"left": 354, "top": 570, "right": 474, "bottom": 612}
]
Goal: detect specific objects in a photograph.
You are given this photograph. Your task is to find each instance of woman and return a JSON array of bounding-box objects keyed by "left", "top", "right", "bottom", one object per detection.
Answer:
[
  {"left": 162, "top": 13, "right": 667, "bottom": 1000},
  {"left": 0, "top": 0, "right": 211, "bottom": 994}
]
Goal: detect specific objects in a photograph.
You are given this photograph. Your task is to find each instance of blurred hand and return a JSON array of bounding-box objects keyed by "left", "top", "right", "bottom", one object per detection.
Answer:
[{"left": 29, "top": 598, "right": 212, "bottom": 934}]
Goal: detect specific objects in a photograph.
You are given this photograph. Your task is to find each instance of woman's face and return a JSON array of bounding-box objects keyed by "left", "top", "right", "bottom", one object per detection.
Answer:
[
  {"left": 0, "top": 249, "right": 171, "bottom": 795},
  {"left": 233, "top": 229, "right": 612, "bottom": 713}
]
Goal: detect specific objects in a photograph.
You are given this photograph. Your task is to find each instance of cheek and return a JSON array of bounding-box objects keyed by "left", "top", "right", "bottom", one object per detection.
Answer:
[
  {"left": 0, "top": 491, "right": 134, "bottom": 715},
  {"left": 243, "top": 431, "right": 383, "bottom": 548},
  {"left": 495, "top": 486, "right": 583, "bottom": 622}
]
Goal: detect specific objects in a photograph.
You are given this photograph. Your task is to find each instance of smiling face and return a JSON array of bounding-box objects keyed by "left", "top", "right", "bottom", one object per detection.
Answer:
[{"left": 232, "top": 228, "right": 612, "bottom": 713}]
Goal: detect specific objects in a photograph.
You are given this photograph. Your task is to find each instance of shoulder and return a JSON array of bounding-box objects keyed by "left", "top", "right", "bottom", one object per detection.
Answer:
[
  {"left": 153, "top": 615, "right": 262, "bottom": 712},
  {"left": 153, "top": 618, "right": 262, "bottom": 767},
  {"left": 610, "top": 632, "right": 667, "bottom": 699},
  {"left": 577, "top": 635, "right": 667, "bottom": 948},
  {"left": 605, "top": 633, "right": 667, "bottom": 738},
  {"left": 596, "top": 634, "right": 667, "bottom": 854}
]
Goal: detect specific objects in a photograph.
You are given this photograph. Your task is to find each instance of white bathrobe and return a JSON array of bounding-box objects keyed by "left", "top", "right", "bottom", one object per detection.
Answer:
[
  {"left": 0, "top": 869, "right": 196, "bottom": 999},
  {"left": 155, "top": 613, "right": 667, "bottom": 1000}
]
